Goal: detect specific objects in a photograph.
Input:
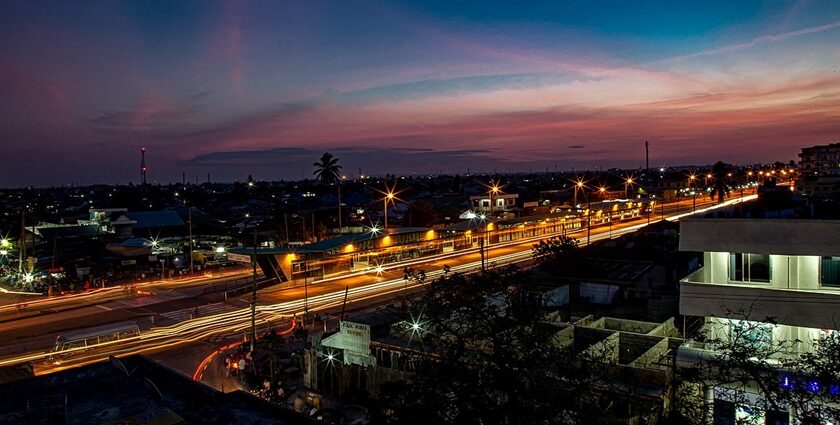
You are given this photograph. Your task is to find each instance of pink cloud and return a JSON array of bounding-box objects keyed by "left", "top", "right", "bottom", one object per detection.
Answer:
[{"left": 0, "top": 63, "right": 73, "bottom": 128}]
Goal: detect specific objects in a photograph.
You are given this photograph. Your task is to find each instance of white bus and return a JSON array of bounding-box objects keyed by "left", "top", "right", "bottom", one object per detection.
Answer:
[{"left": 49, "top": 321, "right": 140, "bottom": 362}]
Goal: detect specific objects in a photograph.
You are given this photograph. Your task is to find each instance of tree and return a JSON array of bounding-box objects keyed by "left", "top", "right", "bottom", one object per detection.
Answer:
[
  {"left": 671, "top": 309, "right": 840, "bottom": 424},
  {"left": 313, "top": 152, "right": 343, "bottom": 234},
  {"left": 532, "top": 235, "right": 578, "bottom": 263},
  {"left": 380, "top": 267, "right": 619, "bottom": 425},
  {"left": 709, "top": 161, "right": 731, "bottom": 204},
  {"left": 406, "top": 200, "right": 437, "bottom": 227},
  {"left": 532, "top": 235, "right": 593, "bottom": 277}
]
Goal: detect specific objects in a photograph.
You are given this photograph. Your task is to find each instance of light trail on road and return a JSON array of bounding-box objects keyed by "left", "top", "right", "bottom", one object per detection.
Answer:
[{"left": 0, "top": 193, "right": 753, "bottom": 375}]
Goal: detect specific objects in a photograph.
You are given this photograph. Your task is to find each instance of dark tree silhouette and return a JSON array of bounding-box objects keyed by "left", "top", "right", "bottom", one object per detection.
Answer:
[
  {"left": 313, "top": 152, "right": 343, "bottom": 234},
  {"left": 380, "top": 267, "right": 621, "bottom": 425},
  {"left": 709, "top": 161, "right": 731, "bottom": 203},
  {"left": 406, "top": 200, "right": 437, "bottom": 227},
  {"left": 672, "top": 310, "right": 840, "bottom": 424}
]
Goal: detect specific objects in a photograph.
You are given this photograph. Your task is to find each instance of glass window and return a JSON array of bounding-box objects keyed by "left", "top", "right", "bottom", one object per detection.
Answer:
[
  {"left": 820, "top": 256, "right": 840, "bottom": 287},
  {"left": 729, "top": 253, "right": 770, "bottom": 283},
  {"left": 730, "top": 319, "right": 773, "bottom": 350}
]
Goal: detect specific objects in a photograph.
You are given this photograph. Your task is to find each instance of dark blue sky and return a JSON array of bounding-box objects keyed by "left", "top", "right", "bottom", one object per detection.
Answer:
[{"left": 1, "top": 1, "right": 839, "bottom": 185}]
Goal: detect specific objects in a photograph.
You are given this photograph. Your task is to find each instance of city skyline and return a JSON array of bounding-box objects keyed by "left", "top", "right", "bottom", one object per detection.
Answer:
[{"left": 2, "top": 1, "right": 839, "bottom": 185}]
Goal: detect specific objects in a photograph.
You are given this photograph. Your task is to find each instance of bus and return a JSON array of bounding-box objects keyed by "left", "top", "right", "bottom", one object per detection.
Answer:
[{"left": 49, "top": 321, "right": 140, "bottom": 363}]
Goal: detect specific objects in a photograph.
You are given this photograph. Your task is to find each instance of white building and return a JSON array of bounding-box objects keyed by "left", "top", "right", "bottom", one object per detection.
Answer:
[
  {"left": 680, "top": 218, "right": 840, "bottom": 331},
  {"left": 469, "top": 193, "right": 518, "bottom": 213},
  {"left": 678, "top": 218, "right": 840, "bottom": 423}
]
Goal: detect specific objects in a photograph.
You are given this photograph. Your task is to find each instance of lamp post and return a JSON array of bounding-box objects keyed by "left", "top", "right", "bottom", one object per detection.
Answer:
[
  {"left": 384, "top": 191, "right": 394, "bottom": 229},
  {"left": 624, "top": 177, "right": 634, "bottom": 199},
  {"left": 188, "top": 205, "right": 193, "bottom": 275},
  {"left": 585, "top": 186, "right": 605, "bottom": 245},
  {"left": 479, "top": 214, "right": 488, "bottom": 271},
  {"left": 250, "top": 215, "right": 258, "bottom": 353},
  {"left": 744, "top": 171, "right": 752, "bottom": 199},
  {"left": 303, "top": 260, "right": 308, "bottom": 329},
  {"left": 574, "top": 178, "right": 585, "bottom": 206},
  {"left": 488, "top": 183, "right": 501, "bottom": 217},
  {"left": 688, "top": 174, "right": 697, "bottom": 213},
  {"left": 379, "top": 183, "right": 400, "bottom": 230}
]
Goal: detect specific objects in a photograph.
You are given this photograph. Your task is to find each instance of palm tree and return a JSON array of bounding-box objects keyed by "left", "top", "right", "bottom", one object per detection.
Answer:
[
  {"left": 313, "top": 152, "right": 343, "bottom": 234},
  {"left": 709, "top": 161, "right": 731, "bottom": 203}
]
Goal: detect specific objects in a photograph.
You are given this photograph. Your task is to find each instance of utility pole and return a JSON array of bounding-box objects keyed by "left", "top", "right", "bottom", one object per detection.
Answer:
[
  {"left": 250, "top": 222, "right": 258, "bottom": 353},
  {"left": 586, "top": 198, "right": 592, "bottom": 246},
  {"left": 284, "top": 213, "right": 290, "bottom": 247},
  {"left": 340, "top": 285, "right": 349, "bottom": 320},
  {"left": 480, "top": 234, "right": 485, "bottom": 271},
  {"left": 19, "top": 210, "right": 25, "bottom": 274},
  {"left": 188, "top": 206, "right": 193, "bottom": 275},
  {"left": 303, "top": 261, "right": 309, "bottom": 329},
  {"left": 140, "top": 147, "right": 147, "bottom": 186}
]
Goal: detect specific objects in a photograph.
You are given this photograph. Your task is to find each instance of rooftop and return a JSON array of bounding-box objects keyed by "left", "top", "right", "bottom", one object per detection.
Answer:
[
  {"left": 679, "top": 218, "right": 840, "bottom": 256},
  {"left": 0, "top": 355, "right": 317, "bottom": 425}
]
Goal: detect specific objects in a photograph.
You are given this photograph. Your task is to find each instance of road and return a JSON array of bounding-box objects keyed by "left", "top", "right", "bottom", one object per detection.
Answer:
[{"left": 0, "top": 192, "right": 755, "bottom": 378}]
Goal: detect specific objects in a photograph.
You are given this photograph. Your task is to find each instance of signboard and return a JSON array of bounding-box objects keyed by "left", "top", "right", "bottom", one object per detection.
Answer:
[
  {"left": 227, "top": 253, "right": 251, "bottom": 263},
  {"left": 339, "top": 320, "right": 371, "bottom": 366}
]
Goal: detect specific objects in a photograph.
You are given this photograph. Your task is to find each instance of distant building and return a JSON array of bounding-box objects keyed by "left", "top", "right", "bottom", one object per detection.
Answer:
[
  {"left": 113, "top": 210, "right": 185, "bottom": 238},
  {"left": 799, "top": 142, "right": 840, "bottom": 176},
  {"left": 798, "top": 175, "right": 840, "bottom": 198},
  {"left": 469, "top": 193, "right": 518, "bottom": 213}
]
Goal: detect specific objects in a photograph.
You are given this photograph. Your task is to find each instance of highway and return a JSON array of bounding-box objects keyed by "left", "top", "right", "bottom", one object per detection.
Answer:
[{"left": 0, "top": 192, "right": 755, "bottom": 377}]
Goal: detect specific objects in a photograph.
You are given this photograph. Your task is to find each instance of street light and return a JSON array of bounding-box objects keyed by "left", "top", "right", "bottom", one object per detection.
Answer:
[
  {"left": 488, "top": 182, "right": 501, "bottom": 217},
  {"left": 384, "top": 191, "right": 395, "bottom": 229},
  {"left": 688, "top": 173, "right": 697, "bottom": 213},
  {"left": 246, "top": 213, "right": 258, "bottom": 354},
  {"left": 573, "top": 177, "right": 586, "bottom": 206},
  {"left": 586, "top": 186, "right": 606, "bottom": 245},
  {"left": 377, "top": 183, "right": 401, "bottom": 230},
  {"left": 624, "top": 176, "right": 635, "bottom": 199}
]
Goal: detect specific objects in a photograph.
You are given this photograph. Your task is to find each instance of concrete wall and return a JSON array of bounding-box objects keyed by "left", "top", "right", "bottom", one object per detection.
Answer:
[
  {"left": 680, "top": 219, "right": 840, "bottom": 256},
  {"left": 629, "top": 338, "right": 671, "bottom": 371},
  {"left": 680, "top": 277, "right": 840, "bottom": 330}
]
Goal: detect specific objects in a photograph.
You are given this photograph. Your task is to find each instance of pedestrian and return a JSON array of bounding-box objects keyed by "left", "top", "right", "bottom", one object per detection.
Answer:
[
  {"left": 238, "top": 358, "right": 246, "bottom": 375},
  {"left": 224, "top": 356, "right": 231, "bottom": 377}
]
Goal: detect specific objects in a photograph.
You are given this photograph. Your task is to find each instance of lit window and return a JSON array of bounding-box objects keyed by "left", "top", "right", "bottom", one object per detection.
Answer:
[
  {"left": 730, "top": 319, "right": 773, "bottom": 349},
  {"left": 821, "top": 256, "right": 840, "bottom": 287},
  {"left": 729, "top": 253, "right": 770, "bottom": 283}
]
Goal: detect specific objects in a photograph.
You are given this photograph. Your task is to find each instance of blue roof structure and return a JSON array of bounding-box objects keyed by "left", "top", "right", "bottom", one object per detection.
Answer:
[{"left": 125, "top": 210, "right": 185, "bottom": 229}]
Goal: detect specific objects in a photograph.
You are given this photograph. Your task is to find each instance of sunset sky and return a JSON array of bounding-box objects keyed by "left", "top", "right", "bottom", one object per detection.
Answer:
[{"left": 2, "top": 1, "right": 839, "bottom": 186}]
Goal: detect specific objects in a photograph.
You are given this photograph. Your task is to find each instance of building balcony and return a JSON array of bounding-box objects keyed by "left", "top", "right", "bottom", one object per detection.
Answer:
[{"left": 680, "top": 267, "right": 840, "bottom": 330}]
